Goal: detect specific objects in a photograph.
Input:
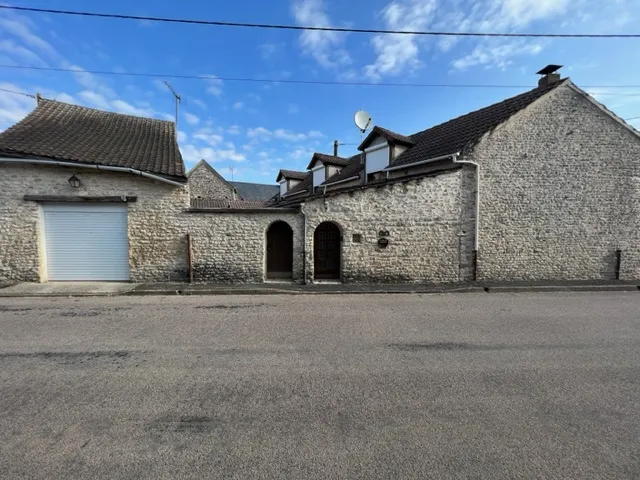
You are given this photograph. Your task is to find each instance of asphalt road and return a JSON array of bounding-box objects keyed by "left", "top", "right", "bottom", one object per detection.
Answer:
[{"left": 0, "top": 292, "right": 639, "bottom": 479}]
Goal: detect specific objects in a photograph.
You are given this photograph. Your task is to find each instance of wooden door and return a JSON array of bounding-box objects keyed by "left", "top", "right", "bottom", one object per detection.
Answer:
[
  {"left": 266, "top": 221, "right": 293, "bottom": 279},
  {"left": 314, "top": 222, "right": 341, "bottom": 280}
]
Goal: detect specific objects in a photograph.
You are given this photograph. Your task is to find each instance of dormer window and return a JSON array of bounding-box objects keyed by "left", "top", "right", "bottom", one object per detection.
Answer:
[
  {"left": 276, "top": 169, "right": 307, "bottom": 196},
  {"left": 364, "top": 142, "right": 390, "bottom": 175},
  {"left": 358, "top": 126, "right": 415, "bottom": 176},
  {"left": 312, "top": 164, "right": 325, "bottom": 188}
]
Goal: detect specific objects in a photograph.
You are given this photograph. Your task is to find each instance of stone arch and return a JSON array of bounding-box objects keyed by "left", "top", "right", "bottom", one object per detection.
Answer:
[
  {"left": 266, "top": 220, "right": 294, "bottom": 279},
  {"left": 313, "top": 221, "right": 342, "bottom": 280}
]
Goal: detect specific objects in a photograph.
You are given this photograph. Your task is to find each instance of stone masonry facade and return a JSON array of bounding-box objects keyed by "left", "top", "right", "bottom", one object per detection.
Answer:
[
  {"left": 2, "top": 81, "right": 639, "bottom": 285},
  {"left": 303, "top": 170, "right": 466, "bottom": 284},
  {"left": 0, "top": 164, "right": 190, "bottom": 282},
  {"left": 188, "top": 162, "right": 235, "bottom": 199},
  {"left": 466, "top": 83, "right": 640, "bottom": 281},
  {"left": 185, "top": 212, "right": 304, "bottom": 283}
]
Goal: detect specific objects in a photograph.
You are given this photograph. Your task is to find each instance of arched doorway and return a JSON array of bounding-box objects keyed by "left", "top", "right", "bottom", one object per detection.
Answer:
[
  {"left": 314, "top": 222, "right": 341, "bottom": 280},
  {"left": 266, "top": 221, "right": 293, "bottom": 279}
]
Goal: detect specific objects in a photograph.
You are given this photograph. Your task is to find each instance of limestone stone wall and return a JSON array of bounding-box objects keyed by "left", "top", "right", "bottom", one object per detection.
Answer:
[
  {"left": 303, "top": 170, "right": 466, "bottom": 283},
  {"left": 188, "top": 162, "right": 235, "bottom": 199},
  {"left": 466, "top": 83, "right": 640, "bottom": 281},
  {"left": 0, "top": 163, "right": 190, "bottom": 282},
  {"left": 184, "top": 212, "right": 304, "bottom": 283}
]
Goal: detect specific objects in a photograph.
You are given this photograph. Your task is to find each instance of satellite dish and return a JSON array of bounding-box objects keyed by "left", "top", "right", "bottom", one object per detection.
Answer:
[{"left": 354, "top": 110, "right": 372, "bottom": 133}]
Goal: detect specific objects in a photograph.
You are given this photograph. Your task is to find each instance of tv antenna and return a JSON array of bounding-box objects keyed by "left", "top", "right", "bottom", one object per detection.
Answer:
[
  {"left": 354, "top": 109, "right": 372, "bottom": 140},
  {"left": 164, "top": 81, "right": 181, "bottom": 127}
]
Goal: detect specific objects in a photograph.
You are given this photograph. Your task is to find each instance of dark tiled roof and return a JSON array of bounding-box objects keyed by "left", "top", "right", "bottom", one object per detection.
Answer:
[
  {"left": 306, "top": 153, "right": 350, "bottom": 169},
  {"left": 191, "top": 198, "right": 267, "bottom": 209},
  {"left": 230, "top": 181, "right": 279, "bottom": 201},
  {"left": 276, "top": 169, "right": 307, "bottom": 182},
  {"left": 391, "top": 80, "right": 566, "bottom": 168},
  {"left": 359, "top": 126, "right": 415, "bottom": 150},
  {"left": 283, "top": 172, "right": 312, "bottom": 198},
  {"left": 0, "top": 98, "right": 186, "bottom": 179},
  {"left": 321, "top": 153, "right": 363, "bottom": 185}
]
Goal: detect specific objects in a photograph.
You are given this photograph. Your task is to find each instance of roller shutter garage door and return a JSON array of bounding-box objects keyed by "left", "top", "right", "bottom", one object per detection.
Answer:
[{"left": 43, "top": 203, "right": 130, "bottom": 281}]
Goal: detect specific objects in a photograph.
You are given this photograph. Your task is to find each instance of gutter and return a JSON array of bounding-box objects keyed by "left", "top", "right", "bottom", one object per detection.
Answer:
[
  {"left": 384, "top": 152, "right": 459, "bottom": 173},
  {"left": 322, "top": 175, "right": 359, "bottom": 194},
  {"left": 283, "top": 189, "right": 309, "bottom": 199},
  {"left": 0, "top": 157, "right": 187, "bottom": 187}
]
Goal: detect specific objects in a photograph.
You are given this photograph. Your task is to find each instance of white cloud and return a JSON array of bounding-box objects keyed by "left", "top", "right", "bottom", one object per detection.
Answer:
[
  {"left": 233, "top": 101, "right": 244, "bottom": 110},
  {"left": 180, "top": 144, "right": 215, "bottom": 164},
  {"left": 452, "top": 41, "right": 543, "bottom": 71},
  {"left": 258, "top": 151, "right": 269, "bottom": 159},
  {"left": 291, "top": 0, "right": 351, "bottom": 68},
  {"left": 204, "top": 74, "right": 223, "bottom": 96},
  {"left": 177, "top": 130, "right": 188, "bottom": 143},
  {"left": 193, "top": 131, "right": 224, "bottom": 147},
  {"left": 213, "top": 149, "right": 246, "bottom": 162},
  {"left": 0, "top": 39, "right": 48, "bottom": 66},
  {"left": 445, "top": 0, "right": 569, "bottom": 71},
  {"left": 290, "top": 148, "right": 312, "bottom": 160},
  {"left": 0, "top": 13, "right": 61, "bottom": 62},
  {"left": 111, "top": 99, "right": 155, "bottom": 117},
  {"left": 248, "top": 126, "right": 324, "bottom": 142},
  {"left": 78, "top": 90, "right": 111, "bottom": 110},
  {"left": 365, "top": 0, "right": 437, "bottom": 81},
  {"left": 0, "top": 82, "right": 36, "bottom": 129},
  {"left": 65, "top": 64, "right": 116, "bottom": 97},
  {"left": 189, "top": 97, "right": 208, "bottom": 109},
  {"left": 184, "top": 112, "right": 200, "bottom": 125},
  {"left": 227, "top": 125, "right": 241, "bottom": 135}
]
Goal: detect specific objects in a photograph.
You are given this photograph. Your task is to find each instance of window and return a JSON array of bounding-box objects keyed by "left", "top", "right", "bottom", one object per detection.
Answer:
[{"left": 352, "top": 234, "right": 362, "bottom": 243}]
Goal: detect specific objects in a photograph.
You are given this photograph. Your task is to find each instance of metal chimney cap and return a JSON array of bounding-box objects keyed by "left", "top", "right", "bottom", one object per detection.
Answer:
[{"left": 536, "top": 64, "right": 563, "bottom": 75}]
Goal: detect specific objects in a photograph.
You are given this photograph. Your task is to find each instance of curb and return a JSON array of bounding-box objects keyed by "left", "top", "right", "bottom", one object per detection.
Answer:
[{"left": 1, "top": 285, "right": 638, "bottom": 298}]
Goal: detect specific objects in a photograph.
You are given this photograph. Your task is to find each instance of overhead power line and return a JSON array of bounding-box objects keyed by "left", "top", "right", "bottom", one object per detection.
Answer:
[
  {"left": 1, "top": 5, "right": 639, "bottom": 39},
  {"left": 2, "top": 64, "right": 640, "bottom": 93},
  {"left": 0, "top": 86, "right": 36, "bottom": 98}
]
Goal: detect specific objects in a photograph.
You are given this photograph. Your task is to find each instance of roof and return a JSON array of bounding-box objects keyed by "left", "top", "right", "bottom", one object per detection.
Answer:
[
  {"left": 359, "top": 126, "right": 415, "bottom": 150},
  {"left": 391, "top": 79, "right": 567, "bottom": 168},
  {"left": 306, "top": 153, "right": 350, "bottom": 170},
  {"left": 320, "top": 153, "right": 363, "bottom": 185},
  {"left": 191, "top": 198, "right": 267, "bottom": 209},
  {"left": 283, "top": 171, "right": 312, "bottom": 198},
  {"left": 230, "top": 181, "right": 279, "bottom": 201},
  {"left": 0, "top": 98, "right": 186, "bottom": 180},
  {"left": 276, "top": 169, "right": 307, "bottom": 182},
  {"left": 275, "top": 79, "right": 568, "bottom": 204}
]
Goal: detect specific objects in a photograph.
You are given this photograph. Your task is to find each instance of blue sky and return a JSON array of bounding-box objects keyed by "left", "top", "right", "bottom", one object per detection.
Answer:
[{"left": 1, "top": 0, "right": 640, "bottom": 183}]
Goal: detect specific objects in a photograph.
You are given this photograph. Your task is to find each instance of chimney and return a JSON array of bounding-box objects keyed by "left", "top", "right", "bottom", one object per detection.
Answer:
[{"left": 536, "top": 64, "right": 563, "bottom": 88}]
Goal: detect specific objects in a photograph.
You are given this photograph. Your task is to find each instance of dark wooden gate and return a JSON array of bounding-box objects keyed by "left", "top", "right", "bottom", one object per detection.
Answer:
[
  {"left": 314, "top": 222, "right": 341, "bottom": 280},
  {"left": 266, "top": 221, "right": 293, "bottom": 279}
]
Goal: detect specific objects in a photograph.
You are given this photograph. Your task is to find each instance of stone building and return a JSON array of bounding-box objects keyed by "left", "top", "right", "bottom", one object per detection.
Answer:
[{"left": 1, "top": 67, "right": 639, "bottom": 284}]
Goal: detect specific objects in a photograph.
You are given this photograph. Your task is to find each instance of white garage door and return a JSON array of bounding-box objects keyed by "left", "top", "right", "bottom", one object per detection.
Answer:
[{"left": 43, "top": 203, "right": 130, "bottom": 281}]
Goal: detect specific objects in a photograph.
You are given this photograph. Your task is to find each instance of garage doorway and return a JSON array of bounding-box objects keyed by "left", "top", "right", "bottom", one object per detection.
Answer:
[
  {"left": 266, "top": 221, "right": 294, "bottom": 279},
  {"left": 42, "top": 203, "right": 130, "bottom": 281},
  {"left": 314, "top": 222, "right": 341, "bottom": 280}
]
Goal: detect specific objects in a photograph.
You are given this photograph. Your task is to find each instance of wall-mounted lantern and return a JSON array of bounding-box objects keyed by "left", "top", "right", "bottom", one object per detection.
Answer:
[{"left": 68, "top": 174, "right": 81, "bottom": 189}]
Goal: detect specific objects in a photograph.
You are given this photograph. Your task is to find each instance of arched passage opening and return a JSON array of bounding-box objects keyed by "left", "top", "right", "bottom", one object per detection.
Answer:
[
  {"left": 266, "top": 221, "right": 294, "bottom": 279},
  {"left": 314, "top": 222, "right": 341, "bottom": 280}
]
